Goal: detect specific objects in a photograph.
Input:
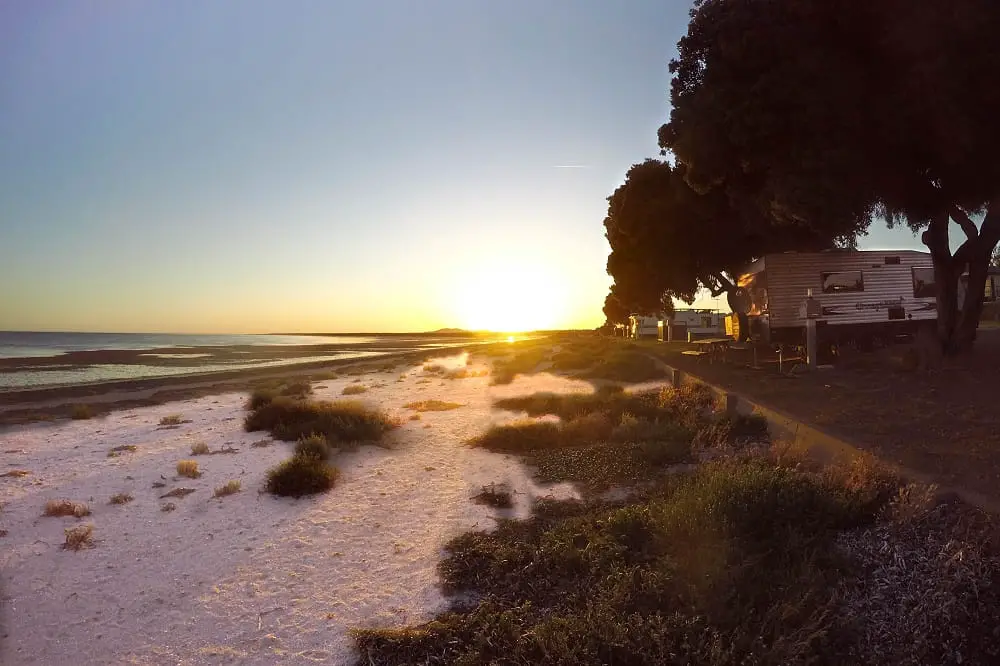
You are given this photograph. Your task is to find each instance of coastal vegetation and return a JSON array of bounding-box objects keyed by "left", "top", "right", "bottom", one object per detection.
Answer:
[{"left": 244, "top": 395, "right": 396, "bottom": 443}]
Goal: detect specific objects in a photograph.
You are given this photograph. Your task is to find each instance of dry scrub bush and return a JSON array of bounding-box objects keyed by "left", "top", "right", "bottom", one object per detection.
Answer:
[
  {"left": 176, "top": 460, "right": 200, "bottom": 478},
  {"left": 63, "top": 524, "right": 94, "bottom": 550},
  {"left": 213, "top": 480, "right": 242, "bottom": 497},
  {"left": 44, "top": 500, "right": 91, "bottom": 518}
]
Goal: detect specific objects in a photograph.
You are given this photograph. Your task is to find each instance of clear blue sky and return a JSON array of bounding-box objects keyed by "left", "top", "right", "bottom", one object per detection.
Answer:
[{"left": 0, "top": 0, "right": 925, "bottom": 333}]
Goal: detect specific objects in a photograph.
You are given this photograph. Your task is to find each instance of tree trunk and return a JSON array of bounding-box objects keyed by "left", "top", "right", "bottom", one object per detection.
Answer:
[
  {"left": 922, "top": 213, "right": 959, "bottom": 353},
  {"left": 954, "top": 200, "right": 1000, "bottom": 351}
]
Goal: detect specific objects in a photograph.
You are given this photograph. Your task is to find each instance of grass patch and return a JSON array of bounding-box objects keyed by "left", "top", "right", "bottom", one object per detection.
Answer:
[
  {"left": 250, "top": 439, "right": 273, "bottom": 448},
  {"left": 159, "top": 414, "right": 184, "bottom": 426},
  {"left": 190, "top": 441, "right": 210, "bottom": 455},
  {"left": 584, "top": 350, "right": 666, "bottom": 382},
  {"left": 63, "top": 524, "right": 95, "bottom": 550},
  {"left": 472, "top": 482, "right": 513, "bottom": 509},
  {"left": 353, "top": 459, "right": 885, "bottom": 664},
  {"left": 342, "top": 384, "right": 369, "bottom": 395},
  {"left": 109, "top": 492, "right": 133, "bottom": 505},
  {"left": 265, "top": 454, "right": 339, "bottom": 498},
  {"left": 70, "top": 404, "right": 94, "bottom": 420},
  {"left": 213, "top": 480, "right": 242, "bottom": 498},
  {"left": 245, "top": 396, "right": 396, "bottom": 443},
  {"left": 403, "top": 400, "right": 464, "bottom": 412},
  {"left": 423, "top": 363, "right": 447, "bottom": 374},
  {"left": 176, "top": 460, "right": 200, "bottom": 478},
  {"left": 44, "top": 499, "right": 91, "bottom": 518},
  {"left": 473, "top": 385, "right": 721, "bottom": 490}
]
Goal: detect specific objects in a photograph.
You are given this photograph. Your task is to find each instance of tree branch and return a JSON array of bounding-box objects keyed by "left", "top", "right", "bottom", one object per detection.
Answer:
[
  {"left": 949, "top": 205, "right": 979, "bottom": 241},
  {"left": 712, "top": 272, "right": 736, "bottom": 292}
]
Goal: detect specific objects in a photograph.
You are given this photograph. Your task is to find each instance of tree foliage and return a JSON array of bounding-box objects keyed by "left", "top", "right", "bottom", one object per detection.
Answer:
[
  {"left": 604, "top": 159, "right": 841, "bottom": 318},
  {"left": 661, "top": 0, "right": 1000, "bottom": 352}
]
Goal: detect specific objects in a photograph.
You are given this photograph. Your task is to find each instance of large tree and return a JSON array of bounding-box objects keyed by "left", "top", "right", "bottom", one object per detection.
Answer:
[
  {"left": 662, "top": 0, "right": 1000, "bottom": 352},
  {"left": 604, "top": 159, "right": 841, "bottom": 317}
]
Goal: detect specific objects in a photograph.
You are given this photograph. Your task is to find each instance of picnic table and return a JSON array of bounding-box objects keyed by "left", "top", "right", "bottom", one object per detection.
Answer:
[{"left": 682, "top": 337, "right": 732, "bottom": 364}]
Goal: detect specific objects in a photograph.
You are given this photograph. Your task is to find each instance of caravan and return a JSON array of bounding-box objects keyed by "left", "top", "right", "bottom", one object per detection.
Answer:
[
  {"left": 727, "top": 250, "right": 937, "bottom": 346},
  {"left": 658, "top": 309, "right": 725, "bottom": 342}
]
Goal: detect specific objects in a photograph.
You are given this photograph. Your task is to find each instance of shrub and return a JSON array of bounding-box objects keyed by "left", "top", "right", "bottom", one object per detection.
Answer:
[
  {"left": 247, "top": 388, "right": 279, "bottom": 411},
  {"left": 63, "top": 524, "right": 95, "bottom": 550},
  {"left": 403, "top": 400, "right": 464, "bottom": 412},
  {"left": 70, "top": 404, "right": 93, "bottom": 420},
  {"left": 247, "top": 381, "right": 314, "bottom": 411},
  {"left": 213, "top": 480, "right": 242, "bottom": 498},
  {"left": 159, "top": 414, "right": 184, "bottom": 426},
  {"left": 176, "top": 460, "right": 200, "bottom": 478},
  {"left": 294, "top": 434, "right": 332, "bottom": 460},
  {"left": 44, "top": 500, "right": 91, "bottom": 518},
  {"left": 423, "top": 363, "right": 447, "bottom": 374},
  {"left": 190, "top": 441, "right": 210, "bottom": 455},
  {"left": 109, "top": 493, "right": 133, "bottom": 505},
  {"left": 342, "top": 384, "right": 368, "bottom": 395},
  {"left": 265, "top": 455, "right": 339, "bottom": 497},
  {"left": 472, "top": 483, "right": 514, "bottom": 508},
  {"left": 244, "top": 397, "right": 396, "bottom": 443}
]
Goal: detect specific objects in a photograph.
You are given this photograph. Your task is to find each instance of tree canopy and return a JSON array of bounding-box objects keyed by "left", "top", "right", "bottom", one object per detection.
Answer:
[
  {"left": 603, "top": 159, "right": 842, "bottom": 321},
  {"left": 660, "top": 0, "right": 1000, "bottom": 351}
]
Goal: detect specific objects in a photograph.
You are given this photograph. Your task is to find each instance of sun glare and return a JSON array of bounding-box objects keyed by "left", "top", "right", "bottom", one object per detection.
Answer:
[{"left": 454, "top": 263, "right": 566, "bottom": 332}]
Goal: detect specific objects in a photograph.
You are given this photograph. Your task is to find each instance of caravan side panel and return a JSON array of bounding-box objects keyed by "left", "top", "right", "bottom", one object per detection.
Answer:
[{"left": 765, "top": 251, "right": 936, "bottom": 332}]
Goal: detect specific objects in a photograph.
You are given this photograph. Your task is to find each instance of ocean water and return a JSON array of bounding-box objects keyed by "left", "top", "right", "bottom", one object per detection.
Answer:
[
  {"left": 0, "top": 331, "right": 375, "bottom": 359},
  {"left": 0, "top": 331, "right": 473, "bottom": 391}
]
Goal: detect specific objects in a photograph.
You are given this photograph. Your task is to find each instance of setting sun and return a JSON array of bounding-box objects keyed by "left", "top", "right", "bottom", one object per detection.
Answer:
[{"left": 453, "top": 262, "right": 567, "bottom": 332}]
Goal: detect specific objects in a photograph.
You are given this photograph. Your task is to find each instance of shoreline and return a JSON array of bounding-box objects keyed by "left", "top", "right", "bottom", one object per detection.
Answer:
[{"left": 0, "top": 343, "right": 489, "bottom": 427}]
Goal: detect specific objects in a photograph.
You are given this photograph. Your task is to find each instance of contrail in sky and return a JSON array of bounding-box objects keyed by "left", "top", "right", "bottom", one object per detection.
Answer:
[{"left": 552, "top": 164, "right": 591, "bottom": 169}]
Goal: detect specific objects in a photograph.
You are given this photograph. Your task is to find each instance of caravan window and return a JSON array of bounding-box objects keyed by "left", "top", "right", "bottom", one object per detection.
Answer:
[
  {"left": 821, "top": 271, "right": 864, "bottom": 293},
  {"left": 912, "top": 267, "right": 935, "bottom": 298}
]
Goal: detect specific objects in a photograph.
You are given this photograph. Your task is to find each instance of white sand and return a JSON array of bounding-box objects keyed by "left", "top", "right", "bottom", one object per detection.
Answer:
[{"left": 0, "top": 355, "right": 594, "bottom": 665}]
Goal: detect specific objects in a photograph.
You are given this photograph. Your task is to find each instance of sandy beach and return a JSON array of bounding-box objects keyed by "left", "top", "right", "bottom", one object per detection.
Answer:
[{"left": 0, "top": 351, "right": 585, "bottom": 665}]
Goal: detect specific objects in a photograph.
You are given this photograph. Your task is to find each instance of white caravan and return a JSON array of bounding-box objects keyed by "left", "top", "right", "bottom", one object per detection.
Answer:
[
  {"left": 728, "top": 250, "right": 937, "bottom": 345},
  {"left": 627, "top": 315, "right": 661, "bottom": 339}
]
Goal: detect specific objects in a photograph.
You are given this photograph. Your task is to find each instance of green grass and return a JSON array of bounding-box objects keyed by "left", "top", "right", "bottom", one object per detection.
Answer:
[
  {"left": 265, "top": 454, "right": 339, "bottom": 497},
  {"left": 245, "top": 396, "right": 397, "bottom": 443},
  {"left": 473, "top": 385, "right": 721, "bottom": 490},
  {"left": 353, "top": 459, "right": 885, "bottom": 665}
]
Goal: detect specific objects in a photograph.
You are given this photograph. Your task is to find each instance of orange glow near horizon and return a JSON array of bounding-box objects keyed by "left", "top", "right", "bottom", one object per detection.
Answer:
[{"left": 453, "top": 261, "right": 568, "bottom": 333}]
